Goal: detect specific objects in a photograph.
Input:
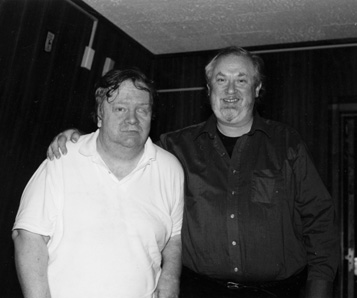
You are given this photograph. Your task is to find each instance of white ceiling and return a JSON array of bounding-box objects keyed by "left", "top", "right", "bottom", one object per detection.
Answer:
[{"left": 82, "top": 0, "right": 357, "bottom": 55}]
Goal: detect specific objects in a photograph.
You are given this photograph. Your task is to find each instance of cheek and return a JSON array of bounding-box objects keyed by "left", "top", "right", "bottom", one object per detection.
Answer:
[
  {"left": 210, "top": 86, "right": 220, "bottom": 99},
  {"left": 139, "top": 114, "right": 152, "bottom": 126}
]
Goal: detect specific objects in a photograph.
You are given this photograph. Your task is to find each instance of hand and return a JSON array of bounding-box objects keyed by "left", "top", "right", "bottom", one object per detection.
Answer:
[
  {"left": 154, "top": 274, "right": 180, "bottom": 298},
  {"left": 47, "top": 129, "right": 81, "bottom": 160}
]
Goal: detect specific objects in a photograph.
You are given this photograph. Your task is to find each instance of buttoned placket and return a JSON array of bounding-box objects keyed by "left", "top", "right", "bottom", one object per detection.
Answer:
[
  {"left": 227, "top": 136, "right": 248, "bottom": 276},
  {"left": 212, "top": 134, "right": 242, "bottom": 275}
]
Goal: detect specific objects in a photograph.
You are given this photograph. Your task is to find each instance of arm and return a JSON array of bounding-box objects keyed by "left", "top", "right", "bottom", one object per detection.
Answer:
[
  {"left": 12, "top": 229, "right": 51, "bottom": 298},
  {"left": 304, "top": 280, "right": 333, "bottom": 298},
  {"left": 47, "top": 129, "right": 82, "bottom": 160},
  {"left": 154, "top": 234, "right": 182, "bottom": 298},
  {"left": 293, "top": 141, "right": 339, "bottom": 298}
]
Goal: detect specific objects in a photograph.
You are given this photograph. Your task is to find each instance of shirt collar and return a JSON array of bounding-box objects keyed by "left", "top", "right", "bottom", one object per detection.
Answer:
[
  {"left": 194, "top": 113, "right": 272, "bottom": 140},
  {"left": 193, "top": 114, "right": 217, "bottom": 140},
  {"left": 79, "top": 129, "right": 157, "bottom": 164},
  {"left": 79, "top": 130, "right": 99, "bottom": 157},
  {"left": 248, "top": 114, "right": 272, "bottom": 138}
]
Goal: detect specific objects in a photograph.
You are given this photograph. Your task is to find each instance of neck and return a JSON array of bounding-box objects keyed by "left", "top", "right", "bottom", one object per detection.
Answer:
[
  {"left": 217, "top": 115, "right": 254, "bottom": 137},
  {"left": 96, "top": 136, "right": 144, "bottom": 180}
]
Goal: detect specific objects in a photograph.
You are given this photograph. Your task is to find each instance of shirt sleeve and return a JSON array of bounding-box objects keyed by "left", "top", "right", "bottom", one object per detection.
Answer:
[
  {"left": 293, "top": 139, "right": 340, "bottom": 281},
  {"left": 168, "top": 158, "right": 184, "bottom": 237},
  {"left": 13, "top": 159, "right": 62, "bottom": 238}
]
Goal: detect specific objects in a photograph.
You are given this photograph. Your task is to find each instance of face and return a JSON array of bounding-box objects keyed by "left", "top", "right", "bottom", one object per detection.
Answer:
[
  {"left": 208, "top": 54, "right": 261, "bottom": 128},
  {"left": 98, "top": 80, "right": 152, "bottom": 150}
]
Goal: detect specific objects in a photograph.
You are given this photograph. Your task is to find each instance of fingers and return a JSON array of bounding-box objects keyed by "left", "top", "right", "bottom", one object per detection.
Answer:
[
  {"left": 70, "top": 130, "right": 81, "bottom": 143},
  {"left": 47, "top": 129, "right": 81, "bottom": 161},
  {"left": 47, "top": 145, "right": 55, "bottom": 160},
  {"left": 47, "top": 134, "right": 67, "bottom": 160}
]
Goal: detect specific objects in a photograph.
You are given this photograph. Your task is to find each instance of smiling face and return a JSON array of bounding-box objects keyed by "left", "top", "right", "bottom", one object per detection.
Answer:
[
  {"left": 97, "top": 80, "right": 152, "bottom": 151},
  {"left": 208, "top": 54, "right": 261, "bottom": 132}
]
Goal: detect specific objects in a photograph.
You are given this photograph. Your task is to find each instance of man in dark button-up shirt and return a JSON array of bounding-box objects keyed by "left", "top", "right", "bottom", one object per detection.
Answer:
[
  {"left": 48, "top": 46, "right": 339, "bottom": 298},
  {"left": 159, "top": 113, "right": 338, "bottom": 297},
  {"left": 158, "top": 47, "right": 339, "bottom": 298}
]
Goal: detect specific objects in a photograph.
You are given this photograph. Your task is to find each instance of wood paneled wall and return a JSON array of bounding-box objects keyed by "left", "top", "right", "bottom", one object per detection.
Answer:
[{"left": 0, "top": 0, "right": 153, "bottom": 296}]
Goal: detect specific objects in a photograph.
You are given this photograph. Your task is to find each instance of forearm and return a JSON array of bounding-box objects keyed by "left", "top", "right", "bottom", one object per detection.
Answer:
[
  {"left": 161, "top": 235, "right": 182, "bottom": 279},
  {"left": 12, "top": 229, "right": 51, "bottom": 298},
  {"left": 155, "top": 234, "right": 182, "bottom": 298}
]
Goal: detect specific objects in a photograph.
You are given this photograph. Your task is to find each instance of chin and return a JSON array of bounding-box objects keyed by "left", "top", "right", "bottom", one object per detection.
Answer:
[{"left": 220, "top": 110, "right": 240, "bottom": 121}]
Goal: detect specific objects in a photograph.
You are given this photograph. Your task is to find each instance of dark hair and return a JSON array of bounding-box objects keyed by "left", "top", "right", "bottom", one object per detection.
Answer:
[
  {"left": 93, "top": 68, "right": 156, "bottom": 122},
  {"left": 205, "top": 46, "right": 265, "bottom": 99}
]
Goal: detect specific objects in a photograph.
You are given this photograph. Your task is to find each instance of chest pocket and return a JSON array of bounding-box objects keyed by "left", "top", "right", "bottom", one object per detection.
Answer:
[{"left": 251, "top": 169, "right": 284, "bottom": 205}]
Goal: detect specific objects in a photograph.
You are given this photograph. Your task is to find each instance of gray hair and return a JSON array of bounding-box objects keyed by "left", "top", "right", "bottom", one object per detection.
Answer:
[{"left": 205, "top": 46, "right": 265, "bottom": 94}]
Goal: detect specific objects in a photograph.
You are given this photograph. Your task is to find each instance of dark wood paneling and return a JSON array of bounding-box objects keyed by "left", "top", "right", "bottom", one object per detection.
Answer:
[
  {"left": 151, "top": 90, "right": 211, "bottom": 141},
  {"left": 260, "top": 48, "right": 357, "bottom": 182},
  {"left": 0, "top": 0, "right": 153, "bottom": 296}
]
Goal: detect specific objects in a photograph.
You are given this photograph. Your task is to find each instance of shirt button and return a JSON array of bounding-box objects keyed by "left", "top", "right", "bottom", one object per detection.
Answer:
[
  {"left": 232, "top": 169, "right": 237, "bottom": 174},
  {"left": 230, "top": 214, "right": 235, "bottom": 219},
  {"left": 231, "top": 191, "right": 236, "bottom": 195},
  {"left": 232, "top": 241, "right": 237, "bottom": 246},
  {"left": 234, "top": 267, "right": 239, "bottom": 272}
]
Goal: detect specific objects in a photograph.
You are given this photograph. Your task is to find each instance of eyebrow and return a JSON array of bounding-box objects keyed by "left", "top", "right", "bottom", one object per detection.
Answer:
[{"left": 215, "top": 71, "right": 247, "bottom": 77}]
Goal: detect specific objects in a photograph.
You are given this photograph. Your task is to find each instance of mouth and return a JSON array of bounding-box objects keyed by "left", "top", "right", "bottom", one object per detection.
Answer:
[{"left": 222, "top": 97, "right": 239, "bottom": 103}]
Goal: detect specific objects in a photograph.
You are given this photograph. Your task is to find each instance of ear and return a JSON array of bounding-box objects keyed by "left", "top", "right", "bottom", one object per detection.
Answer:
[
  {"left": 97, "top": 105, "right": 103, "bottom": 127},
  {"left": 207, "top": 84, "right": 211, "bottom": 96},
  {"left": 255, "top": 83, "right": 262, "bottom": 98},
  {"left": 97, "top": 117, "right": 102, "bottom": 128}
]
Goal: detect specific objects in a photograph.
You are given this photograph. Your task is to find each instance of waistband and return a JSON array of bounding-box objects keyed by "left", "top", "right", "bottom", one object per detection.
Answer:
[{"left": 181, "top": 266, "right": 307, "bottom": 295}]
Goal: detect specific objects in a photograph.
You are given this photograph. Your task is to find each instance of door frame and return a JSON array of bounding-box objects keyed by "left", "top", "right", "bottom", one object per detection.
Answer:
[{"left": 330, "top": 103, "right": 357, "bottom": 298}]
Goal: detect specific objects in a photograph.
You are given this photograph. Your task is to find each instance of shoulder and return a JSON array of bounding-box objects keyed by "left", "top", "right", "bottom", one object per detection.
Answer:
[
  {"left": 154, "top": 143, "right": 182, "bottom": 167},
  {"left": 159, "top": 121, "right": 207, "bottom": 146},
  {"left": 258, "top": 118, "right": 309, "bottom": 161},
  {"left": 151, "top": 143, "right": 184, "bottom": 177},
  {"left": 65, "top": 132, "right": 97, "bottom": 157},
  {"left": 258, "top": 117, "right": 302, "bottom": 142},
  {"left": 66, "top": 132, "right": 95, "bottom": 149}
]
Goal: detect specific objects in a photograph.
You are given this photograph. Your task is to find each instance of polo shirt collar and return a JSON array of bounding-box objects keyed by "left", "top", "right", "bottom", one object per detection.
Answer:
[{"left": 79, "top": 129, "right": 157, "bottom": 164}]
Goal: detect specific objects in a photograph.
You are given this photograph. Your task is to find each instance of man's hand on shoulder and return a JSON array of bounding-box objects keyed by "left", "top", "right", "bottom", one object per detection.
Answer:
[{"left": 47, "top": 129, "right": 82, "bottom": 160}]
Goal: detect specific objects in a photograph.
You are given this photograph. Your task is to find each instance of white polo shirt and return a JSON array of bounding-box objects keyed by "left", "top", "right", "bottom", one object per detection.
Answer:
[{"left": 13, "top": 130, "right": 184, "bottom": 298}]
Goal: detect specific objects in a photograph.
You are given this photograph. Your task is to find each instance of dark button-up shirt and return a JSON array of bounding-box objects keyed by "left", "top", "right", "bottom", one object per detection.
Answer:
[{"left": 159, "top": 114, "right": 339, "bottom": 283}]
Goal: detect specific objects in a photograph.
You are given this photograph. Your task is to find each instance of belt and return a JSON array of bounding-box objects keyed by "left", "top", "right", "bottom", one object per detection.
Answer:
[{"left": 181, "top": 266, "right": 307, "bottom": 297}]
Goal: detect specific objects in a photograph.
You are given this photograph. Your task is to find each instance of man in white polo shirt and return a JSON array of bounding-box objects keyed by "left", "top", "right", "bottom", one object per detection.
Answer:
[{"left": 12, "top": 68, "right": 184, "bottom": 298}]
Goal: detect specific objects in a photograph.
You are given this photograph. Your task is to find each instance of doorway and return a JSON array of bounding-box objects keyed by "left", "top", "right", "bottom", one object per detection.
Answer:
[{"left": 330, "top": 103, "right": 357, "bottom": 298}]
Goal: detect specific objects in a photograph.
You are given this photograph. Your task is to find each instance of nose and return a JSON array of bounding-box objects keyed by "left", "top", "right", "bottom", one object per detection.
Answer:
[
  {"left": 125, "top": 109, "right": 138, "bottom": 125},
  {"left": 226, "top": 80, "right": 237, "bottom": 95}
]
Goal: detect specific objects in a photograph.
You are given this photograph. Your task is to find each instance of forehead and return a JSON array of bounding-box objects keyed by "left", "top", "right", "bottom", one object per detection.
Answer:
[
  {"left": 112, "top": 80, "right": 150, "bottom": 104},
  {"left": 212, "top": 54, "right": 255, "bottom": 77}
]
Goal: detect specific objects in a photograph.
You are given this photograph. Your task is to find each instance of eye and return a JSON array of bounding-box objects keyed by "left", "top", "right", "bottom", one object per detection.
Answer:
[
  {"left": 137, "top": 107, "right": 151, "bottom": 115},
  {"left": 216, "top": 77, "right": 226, "bottom": 83},
  {"left": 113, "top": 106, "right": 126, "bottom": 112}
]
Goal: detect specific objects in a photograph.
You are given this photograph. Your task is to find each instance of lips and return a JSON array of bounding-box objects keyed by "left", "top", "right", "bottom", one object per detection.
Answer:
[
  {"left": 123, "top": 129, "right": 140, "bottom": 133},
  {"left": 222, "top": 97, "right": 239, "bottom": 103}
]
